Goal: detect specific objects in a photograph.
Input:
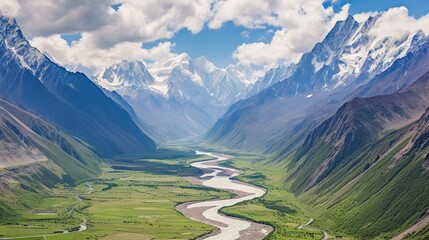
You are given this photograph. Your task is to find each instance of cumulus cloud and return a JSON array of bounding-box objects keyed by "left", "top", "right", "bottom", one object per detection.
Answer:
[
  {"left": 2, "top": 0, "right": 355, "bottom": 71},
  {"left": 85, "top": 0, "right": 215, "bottom": 49},
  {"left": 14, "top": 0, "right": 113, "bottom": 36},
  {"left": 14, "top": 0, "right": 213, "bottom": 48},
  {"left": 231, "top": 1, "right": 350, "bottom": 66},
  {"left": 368, "top": 7, "right": 429, "bottom": 40},
  {"left": 13, "top": 0, "right": 216, "bottom": 74},
  {"left": 30, "top": 35, "right": 176, "bottom": 74},
  {"left": 209, "top": 0, "right": 277, "bottom": 29},
  {"left": 12, "top": 0, "right": 214, "bottom": 74},
  {"left": 232, "top": 4, "right": 429, "bottom": 67}
]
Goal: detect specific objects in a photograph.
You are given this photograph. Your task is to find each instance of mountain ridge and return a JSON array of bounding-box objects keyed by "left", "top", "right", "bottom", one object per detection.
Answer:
[
  {"left": 94, "top": 54, "right": 255, "bottom": 142},
  {"left": 0, "top": 16, "right": 156, "bottom": 157}
]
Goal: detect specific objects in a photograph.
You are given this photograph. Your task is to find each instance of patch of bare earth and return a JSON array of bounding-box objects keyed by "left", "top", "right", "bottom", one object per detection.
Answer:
[{"left": 392, "top": 210, "right": 429, "bottom": 240}]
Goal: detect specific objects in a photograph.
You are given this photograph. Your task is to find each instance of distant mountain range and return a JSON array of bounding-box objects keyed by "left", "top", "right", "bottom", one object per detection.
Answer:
[{"left": 94, "top": 53, "right": 270, "bottom": 142}]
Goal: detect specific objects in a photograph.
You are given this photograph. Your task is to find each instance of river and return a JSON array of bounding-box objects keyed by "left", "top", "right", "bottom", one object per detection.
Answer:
[{"left": 176, "top": 151, "right": 273, "bottom": 240}]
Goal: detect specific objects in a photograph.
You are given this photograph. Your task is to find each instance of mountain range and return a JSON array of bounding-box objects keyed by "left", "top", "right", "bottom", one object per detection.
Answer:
[
  {"left": 204, "top": 15, "right": 429, "bottom": 153},
  {"left": 94, "top": 53, "right": 268, "bottom": 142}
]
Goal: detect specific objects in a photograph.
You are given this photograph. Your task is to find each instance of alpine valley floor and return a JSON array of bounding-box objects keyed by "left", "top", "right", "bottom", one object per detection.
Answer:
[{"left": 0, "top": 150, "right": 332, "bottom": 240}]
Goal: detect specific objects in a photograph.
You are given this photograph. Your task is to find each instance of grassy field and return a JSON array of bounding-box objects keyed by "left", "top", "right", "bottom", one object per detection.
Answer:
[{"left": 0, "top": 154, "right": 230, "bottom": 240}]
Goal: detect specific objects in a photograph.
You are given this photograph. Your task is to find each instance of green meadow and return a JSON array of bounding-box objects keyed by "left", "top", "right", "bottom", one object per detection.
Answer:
[{"left": 0, "top": 154, "right": 230, "bottom": 240}]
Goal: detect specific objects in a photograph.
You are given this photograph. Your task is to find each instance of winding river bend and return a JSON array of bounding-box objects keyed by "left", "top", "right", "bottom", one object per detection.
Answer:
[{"left": 176, "top": 151, "right": 273, "bottom": 240}]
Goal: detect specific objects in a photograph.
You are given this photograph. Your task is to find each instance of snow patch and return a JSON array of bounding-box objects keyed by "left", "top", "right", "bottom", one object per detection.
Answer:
[{"left": 312, "top": 58, "right": 324, "bottom": 72}]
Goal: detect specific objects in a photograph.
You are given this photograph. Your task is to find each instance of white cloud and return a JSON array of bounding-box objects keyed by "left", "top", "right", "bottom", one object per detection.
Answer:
[
  {"left": 0, "top": 0, "right": 20, "bottom": 17},
  {"left": 30, "top": 35, "right": 176, "bottom": 74},
  {"left": 13, "top": 0, "right": 214, "bottom": 48},
  {"left": 14, "top": 0, "right": 113, "bottom": 36},
  {"left": 209, "top": 0, "right": 277, "bottom": 29},
  {"left": 232, "top": 4, "right": 429, "bottom": 67},
  {"left": 230, "top": 1, "right": 350, "bottom": 66},
  {"left": 12, "top": 0, "right": 352, "bottom": 71},
  {"left": 12, "top": 0, "right": 216, "bottom": 74},
  {"left": 353, "top": 11, "right": 379, "bottom": 23},
  {"left": 16, "top": 0, "right": 214, "bottom": 74},
  {"left": 368, "top": 7, "right": 429, "bottom": 41},
  {"left": 85, "top": 0, "right": 214, "bottom": 49}
]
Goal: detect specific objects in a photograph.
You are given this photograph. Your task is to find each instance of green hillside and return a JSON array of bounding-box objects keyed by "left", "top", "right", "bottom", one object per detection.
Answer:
[
  {"left": 279, "top": 72, "right": 429, "bottom": 239},
  {"left": 0, "top": 99, "right": 101, "bottom": 221}
]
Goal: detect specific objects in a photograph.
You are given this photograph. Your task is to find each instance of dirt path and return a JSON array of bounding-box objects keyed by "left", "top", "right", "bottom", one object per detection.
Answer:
[
  {"left": 297, "top": 218, "right": 330, "bottom": 240},
  {"left": 392, "top": 210, "right": 429, "bottom": 240}
]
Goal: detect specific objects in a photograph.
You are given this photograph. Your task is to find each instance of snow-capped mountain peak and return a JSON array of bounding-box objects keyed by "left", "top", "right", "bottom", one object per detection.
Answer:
[
  {"left": 246, "top": 63, "right": 296, "bottom": 97},
  {"left": 95, "top": 54, "right": 253, "bottom": 107},
  {"left": 266, "top": 15, "right": 428, "bottom": 97},
  {"left": 95, "top": 60, "right": 167, "bottom": 96},
  {"left": 92, "top": 54, "right": 251, "bottom": 141},
  {"left": 150, "top": 52, "right": 204, "bottom": 86},
  {"left": 194, "top": 55, "right": 218, "bottom": 74},
  {"left": 99, "top": 61, "right": 154, "bottom": 86},
  {"left": 0, "top": 17, "right": 47, "bottom": 79}
]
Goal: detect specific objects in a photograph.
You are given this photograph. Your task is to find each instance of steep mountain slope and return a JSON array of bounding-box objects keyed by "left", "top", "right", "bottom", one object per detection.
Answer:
[
  {"left": 289, "top": 87, "right": 429, "bottom": 193},
  {"left": 205, "top": 15, "right": 427, "bottom": 152},
  {"left": 320, "top": 107, "right": 429, "bottom": 239},
  {"left": 283, "top": 72, "right": 429, "bottom": 239},
  {"left": 0, "top": 16, "right": 156, "bottom": 157},
  {"left": 354, "top": 32, "right": 429, "bottom": 97},
  {"left": 0, "top": 98, "right": 101, "bottom": 219},
  {"left": 100, "top": 88, "right": 163, "bottom": 141},
  {"left": 95, "top": 54, "right": 248, "bottom": 142},
  {"left": 0, "top": 98, "right": 101, "bottom": 178}
]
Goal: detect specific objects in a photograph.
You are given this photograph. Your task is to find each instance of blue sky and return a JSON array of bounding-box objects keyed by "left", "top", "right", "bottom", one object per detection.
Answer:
[
  {"left": 144, "top": 23, "right": 279, "bottom": 67},
  {"left": 336, "top": 0, "right": 429, "bottom": 17}
]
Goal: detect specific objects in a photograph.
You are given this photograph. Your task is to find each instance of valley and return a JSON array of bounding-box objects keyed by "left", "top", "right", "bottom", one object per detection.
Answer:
[
  {"left": 0, "top": 153, "right": 225, "bottom": 240},
  {"left": 0, "top": 151, "right": 328, "bottom": 240}
]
